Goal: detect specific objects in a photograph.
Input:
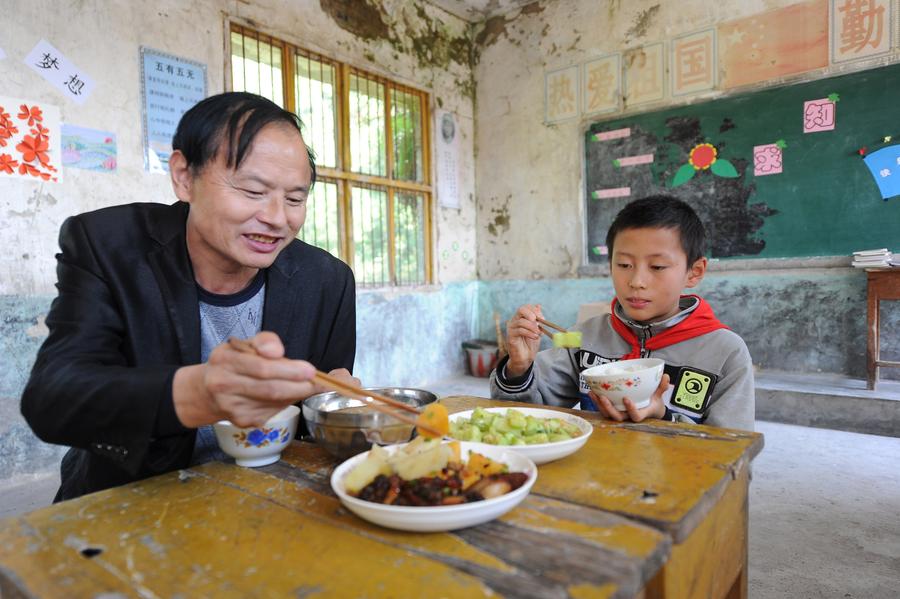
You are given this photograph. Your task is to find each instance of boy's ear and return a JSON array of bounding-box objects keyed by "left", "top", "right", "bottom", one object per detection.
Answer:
[
  {"left": 169, "top": 150, "right": 194, "bottom": 203},
  {"left": 684, "top": 256, "right": 708, "bottom": 288}
]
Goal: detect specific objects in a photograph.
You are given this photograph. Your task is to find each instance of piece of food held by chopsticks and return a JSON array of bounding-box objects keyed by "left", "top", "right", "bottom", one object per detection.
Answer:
[
  {"left": 226, "top": 337, "right": 449, "bottom": 439},
  {"left": 343, "top": 437, "right": 530, "bottom": 506},
  {"left": 534, "top": 316, "right": 582, "bottom": 348}
]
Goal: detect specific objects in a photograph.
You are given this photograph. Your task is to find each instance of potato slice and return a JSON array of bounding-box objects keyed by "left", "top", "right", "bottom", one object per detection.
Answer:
[
  {"left": 390, "top": 442, "right": 453, "bottom": 480},
  {"left": 343, "top": 445, "right": 392, "bottom": 494}
]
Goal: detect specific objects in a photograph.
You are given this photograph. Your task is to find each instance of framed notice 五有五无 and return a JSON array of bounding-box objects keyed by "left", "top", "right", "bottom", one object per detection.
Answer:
[{"left": 140, "top": 47, "right": 207, "bottom": 173}]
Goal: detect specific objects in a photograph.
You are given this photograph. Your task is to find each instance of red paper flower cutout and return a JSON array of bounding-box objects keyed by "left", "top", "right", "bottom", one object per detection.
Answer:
[
  {"left": 0, "top": 153, "right": 19, "bottom": 174},
  {"left": 18, "top": 105, "right": 43, "bottom": 127},
  {"left": 17, "top": 134, "right": 51, "bottom": 166},
  {"left": 688, "top": 143, "right": 718, "bottom": 170}
]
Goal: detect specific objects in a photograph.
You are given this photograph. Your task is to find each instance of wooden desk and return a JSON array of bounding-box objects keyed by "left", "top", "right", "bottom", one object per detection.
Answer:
[
  {"left": 867, "top": 269, "right": 900, "bottom": 389},
  {"left": 0, "top": 397, "right": 762, "bottom": 598}
]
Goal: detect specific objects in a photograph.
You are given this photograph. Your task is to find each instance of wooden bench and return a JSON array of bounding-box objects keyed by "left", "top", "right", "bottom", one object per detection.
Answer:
[{"left": 866, "top": 269, "right": 900, "bottom": 389}]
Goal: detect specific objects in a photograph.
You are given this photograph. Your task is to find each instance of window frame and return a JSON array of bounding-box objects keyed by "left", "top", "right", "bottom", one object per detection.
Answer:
[{"left": 226, "top": 22, "right": 434, "bottom": 287}]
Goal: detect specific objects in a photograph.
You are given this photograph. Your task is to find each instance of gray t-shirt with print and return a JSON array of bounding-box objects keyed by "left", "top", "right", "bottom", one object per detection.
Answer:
[{"left": 189, "top": 271, "right": 266, "bottom": 465}]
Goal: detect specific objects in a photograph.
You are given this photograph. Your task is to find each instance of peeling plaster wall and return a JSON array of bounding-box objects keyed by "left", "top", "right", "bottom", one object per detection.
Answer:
[
  {"left": 472, "top": 1, "right": 899, "bottom": 382},
  {"left": 474, "top": 0, "right": 811, "bottom": 281},
  {"left": 0, "top": 0, "right": 478, "bottom": 482}
]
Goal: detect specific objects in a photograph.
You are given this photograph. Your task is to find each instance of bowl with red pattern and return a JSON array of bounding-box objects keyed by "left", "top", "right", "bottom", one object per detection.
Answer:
[{"left": 581, "top": 358, "right": 664, "bottom": 411}]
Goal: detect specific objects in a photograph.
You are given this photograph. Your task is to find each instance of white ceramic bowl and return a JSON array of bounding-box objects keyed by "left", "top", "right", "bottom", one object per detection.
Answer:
[
  {"left": 581, "top": 358, "right": 665, "bottom": 411},
  {"left": 213, "top": 405, "right": 300, "bottom": 467},
  {"left": 448, "top": 407, "right": 593, "bottom": 465},
  {"left": 330, "top": 441, "right": 537, "bottom": 532}
]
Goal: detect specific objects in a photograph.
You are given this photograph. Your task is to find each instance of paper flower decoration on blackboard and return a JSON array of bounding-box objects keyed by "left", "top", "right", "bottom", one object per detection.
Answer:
[{"left": 671, "top": 142, "right": 739, "bottom": 187}]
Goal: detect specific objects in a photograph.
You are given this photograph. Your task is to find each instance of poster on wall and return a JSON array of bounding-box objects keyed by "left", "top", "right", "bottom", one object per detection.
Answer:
[
  {"left": 435, "top": 109, "right": 461, "bottom": 209},
  {"left": 140, "top": 47, "right": 207, "bottom": 173},
  {"left": 0, "top": 95, "right": 62, "bottom": 182},
  {"left": 61, "top": 124, "right": 117, "bottom": 172}
]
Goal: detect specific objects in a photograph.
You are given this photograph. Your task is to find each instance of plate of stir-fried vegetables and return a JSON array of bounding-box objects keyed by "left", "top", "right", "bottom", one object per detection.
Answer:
[{"left": 330, "top": 438, "right": 536, "bottom": 532}]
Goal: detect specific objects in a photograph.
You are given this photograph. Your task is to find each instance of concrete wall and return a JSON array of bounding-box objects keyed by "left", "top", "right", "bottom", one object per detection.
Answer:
[
  {"left": 477, "top": 269, "right": 900, "bottom": 379},
  {"left": 0, "top": 0, "right": 479, "bottom": 482},
  {"left": 472, "top": 3, "right": 900, "bottom": 370}
]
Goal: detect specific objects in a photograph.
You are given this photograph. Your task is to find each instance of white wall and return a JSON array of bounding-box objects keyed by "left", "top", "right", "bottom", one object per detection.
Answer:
[{"left": 0, "top": 0, "right": 478, "bottom": 295}]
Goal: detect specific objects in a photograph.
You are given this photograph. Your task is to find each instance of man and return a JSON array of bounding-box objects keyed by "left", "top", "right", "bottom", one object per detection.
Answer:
[{"left": 21, "top": 92, "right": 357, "bottom": 501}]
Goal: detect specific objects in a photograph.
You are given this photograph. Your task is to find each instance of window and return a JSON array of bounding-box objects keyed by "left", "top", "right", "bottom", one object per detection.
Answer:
[{"left": 229, "top": 24, "right": 433, "bottom": 286}]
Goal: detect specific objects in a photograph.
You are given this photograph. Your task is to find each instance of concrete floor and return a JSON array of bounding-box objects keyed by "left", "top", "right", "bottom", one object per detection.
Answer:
[{"left": 2, "top": 375, "right": 898, "bottom": 598}]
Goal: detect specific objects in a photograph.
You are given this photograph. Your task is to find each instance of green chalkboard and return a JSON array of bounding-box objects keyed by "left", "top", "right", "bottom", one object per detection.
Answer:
[{"left": 584, "top": 62, "right": 900, "bottom": 263}]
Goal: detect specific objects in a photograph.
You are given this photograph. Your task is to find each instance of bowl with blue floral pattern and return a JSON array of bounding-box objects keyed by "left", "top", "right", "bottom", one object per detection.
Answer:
[{"left": 213, "top": 405, "right": 300, "bottom": 467}]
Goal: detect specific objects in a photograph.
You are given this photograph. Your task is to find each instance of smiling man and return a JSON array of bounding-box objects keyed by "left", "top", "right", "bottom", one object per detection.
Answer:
[{"left": 21, "top": 92, "right": 357, "bottom": 500}]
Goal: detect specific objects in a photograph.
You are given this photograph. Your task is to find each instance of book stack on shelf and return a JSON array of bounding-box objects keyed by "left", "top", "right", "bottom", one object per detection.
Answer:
[{"left": 851, "top": 249, "right": 898, "bottom": 269}]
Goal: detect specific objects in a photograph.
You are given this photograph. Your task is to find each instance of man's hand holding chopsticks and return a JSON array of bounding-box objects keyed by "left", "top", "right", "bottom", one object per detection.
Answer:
[{"left": 172, "top": 331, "right": 321, "bottom": 428}]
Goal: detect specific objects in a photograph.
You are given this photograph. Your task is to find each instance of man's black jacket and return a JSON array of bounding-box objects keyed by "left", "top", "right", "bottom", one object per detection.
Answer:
[{"left": 21, "top": 201, "right": 356, "bottom": 500}]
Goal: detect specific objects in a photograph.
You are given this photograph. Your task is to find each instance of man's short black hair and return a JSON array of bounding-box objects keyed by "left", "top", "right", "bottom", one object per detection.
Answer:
[
  {"left": 172, "top": 91, "right": 316, "bottom": 186},
  {"left": 606, "top": 195, "right": 706, "bottom": 266}
]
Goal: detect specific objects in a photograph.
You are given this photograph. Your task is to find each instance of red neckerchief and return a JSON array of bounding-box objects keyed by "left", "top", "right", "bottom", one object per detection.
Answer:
[{"left": 610, "top": 295, "right": 729, "bottom": 359}]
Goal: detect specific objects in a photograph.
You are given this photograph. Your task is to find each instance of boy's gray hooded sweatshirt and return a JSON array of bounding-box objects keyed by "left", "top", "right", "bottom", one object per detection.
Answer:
[{"left": 490, "top": 296, "right": 755, "bottom": 431}]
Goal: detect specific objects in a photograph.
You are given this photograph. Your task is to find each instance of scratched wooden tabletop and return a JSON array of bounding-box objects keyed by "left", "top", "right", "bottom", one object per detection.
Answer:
[{"left": 0, "top": 396, "right": 762, "bottom": 599}]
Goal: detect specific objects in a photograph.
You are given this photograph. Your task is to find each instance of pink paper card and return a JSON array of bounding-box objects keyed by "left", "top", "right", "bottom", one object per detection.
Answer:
[
  {"left": 593, "top": 127, "right": 631, "bottom": 142},
  {"left": 616, "top": 153, "right": 654, "bottom": 167},
  {"left": 754, "top": 144, "right": 783, "bottom": 176},
  {"left": 592, "top": 187, "right": 631, "bottom": 199},
  {"left": 803, "top": 98, "right": 835, "bottom": 133}
]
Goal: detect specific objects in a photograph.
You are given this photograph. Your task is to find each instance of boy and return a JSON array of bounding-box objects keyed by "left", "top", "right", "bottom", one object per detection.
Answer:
[{"left": 490, "top": 195, "right": 754, "bottom": 431}]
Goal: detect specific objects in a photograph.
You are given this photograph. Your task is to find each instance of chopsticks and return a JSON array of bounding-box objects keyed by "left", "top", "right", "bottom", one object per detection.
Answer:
[
  {"left": 226, "top": 337, "right": 443, "bottom": 438},
  {"left": 537, "top": 316, "right": 567, "bottom": 340}
]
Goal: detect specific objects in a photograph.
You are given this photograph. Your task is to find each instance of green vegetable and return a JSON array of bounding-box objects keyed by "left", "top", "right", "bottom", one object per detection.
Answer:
[{"left": 451, "top": 408, "right": 581, "bottom": 445}]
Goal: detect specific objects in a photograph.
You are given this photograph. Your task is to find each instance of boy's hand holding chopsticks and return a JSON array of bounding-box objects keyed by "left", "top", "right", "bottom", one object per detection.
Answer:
[{"left": 505, "top": 305, "right": 581, "bottom": 379}]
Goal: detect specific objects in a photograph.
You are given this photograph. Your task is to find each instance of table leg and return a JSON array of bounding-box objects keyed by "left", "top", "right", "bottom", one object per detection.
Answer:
[
  {"left": 644, "top": 465, "right": 750, "bottom": 599},
  {"left": 867, "top": 289, "right": 878, "bottom": 390}
]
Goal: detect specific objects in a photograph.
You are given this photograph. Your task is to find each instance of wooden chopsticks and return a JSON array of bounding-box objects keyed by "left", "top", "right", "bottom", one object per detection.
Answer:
[
  {"left": 537, "top": 317, "right": 567, "bottom": 340},
  {"left": 226, "top": 337, "right": 442, "bottom": 438}
]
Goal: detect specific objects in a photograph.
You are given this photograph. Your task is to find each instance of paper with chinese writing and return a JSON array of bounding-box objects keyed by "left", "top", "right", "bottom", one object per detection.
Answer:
[
  {"left": 803, "top": 98, "right": 836, "bottom": 133},
  {"left": 831, "top": 0, "right": 892, "bottom": 63},
  {"left": 0, "top": 95, "right": 62, "bottom": 182},
  {"left": 61, "top": 125, "right": 116, "bottom": 172},
  {"left": 435, "top": 110, "right": 461, "bottom": 209},
  {"left": 141, "top": 48, "right": 207, "bottom": 173},
  {"left": 753, "top": 144, "right": 783, "bottom": 176},
  {"left": 25, "top": 40, "right": 95, "bottom": 105},
  {"left": 624, "top": 43, "right": 665, "bottom": 106},
  {"left": 545, "top": 66, "right": 578, "bottom": 123},
  {"left": 672, "top": 29, "right": 716, "bottom": 95},
  {"left": 582, "top": 55, "right": 620, "bottom": 115},
  {"left": 862, "top": 145, "right": 900, "bottom": 200}
]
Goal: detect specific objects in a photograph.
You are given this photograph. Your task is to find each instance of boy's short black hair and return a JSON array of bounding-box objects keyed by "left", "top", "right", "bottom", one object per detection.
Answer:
[
  {"left": 172, "top": 91, "right": 316, "bottom": 186},
  {"left": 606, "top": 195, "right": 706, "bottom": 265}
]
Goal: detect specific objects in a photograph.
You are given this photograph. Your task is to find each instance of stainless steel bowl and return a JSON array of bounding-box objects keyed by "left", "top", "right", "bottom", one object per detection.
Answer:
[{"left": 302, "top": 387, "right": 438, "bottom": 459}]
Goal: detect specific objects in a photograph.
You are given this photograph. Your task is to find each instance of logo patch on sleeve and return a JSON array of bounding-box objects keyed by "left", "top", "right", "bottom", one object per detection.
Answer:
[{"left": 670, "top": 367, "right": 717, "bottom": 415}]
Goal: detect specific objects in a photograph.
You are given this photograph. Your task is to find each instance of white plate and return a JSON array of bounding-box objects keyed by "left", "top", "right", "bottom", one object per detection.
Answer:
[
  {"left": 330, "top": 441, "right": 537, "bottom": 532},
  {"left": 448, "top": 407, "right": 593, "bottom": 465}
]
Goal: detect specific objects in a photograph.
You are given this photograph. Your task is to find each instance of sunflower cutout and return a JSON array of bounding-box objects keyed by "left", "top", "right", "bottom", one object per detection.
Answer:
[{"left": 671, "top": 142, "right": 739, "bottom": 187}]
